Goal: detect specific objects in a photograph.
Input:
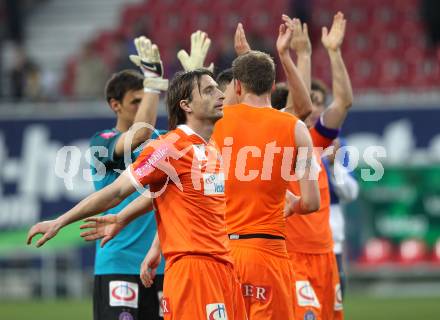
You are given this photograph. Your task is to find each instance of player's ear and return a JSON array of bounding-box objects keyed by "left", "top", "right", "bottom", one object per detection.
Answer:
[
  {"left": 271, "top": 81, "right": 276, "bottom": 93},
  {"left": 234, "top": 79, "right": 242, "bottom": 96},
  {"left": 109, "top": 98, "right": 121, "bottom": 114},
  {"left": 179, "top": 99, "right": 192, "bottom": 113}
]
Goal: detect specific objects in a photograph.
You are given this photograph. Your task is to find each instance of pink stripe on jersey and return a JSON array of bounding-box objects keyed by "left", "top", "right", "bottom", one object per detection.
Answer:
[{"left": 100, "top": 131, "right": 118, "bottom": 139}]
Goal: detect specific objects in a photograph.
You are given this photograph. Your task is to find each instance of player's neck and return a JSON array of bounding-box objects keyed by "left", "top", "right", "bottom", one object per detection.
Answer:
[
  {"left": 115, "top": 118, "right": 132, "bottom": 132},
  {"left": 185, "top": 119, "right": 214, "bottom": 143},
  {"left": 240, "top": 93, "right": 271, "bottom": 108}
]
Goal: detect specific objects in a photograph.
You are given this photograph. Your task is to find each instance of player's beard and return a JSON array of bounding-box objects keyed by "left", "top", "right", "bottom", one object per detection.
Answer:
[{"left": 209, "top": 108, "right": 224, "bottom": 123}]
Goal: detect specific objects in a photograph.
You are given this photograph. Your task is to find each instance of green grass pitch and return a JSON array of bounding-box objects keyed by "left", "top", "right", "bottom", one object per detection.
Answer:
[{"left": 1, "top": 295, "right": 439, "bottom": 319}]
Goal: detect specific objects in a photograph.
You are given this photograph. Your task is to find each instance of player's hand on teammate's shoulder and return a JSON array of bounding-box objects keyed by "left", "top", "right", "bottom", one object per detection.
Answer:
[
  {"left": 26, "top": 219, "right": 62, "bottom": 248},
  {"left": 234, "top": 23, "right": 251, "bottom": 56},
  {"left": 79, "top": 214, "right": 124, "bottom": 247},
  {"left": 177, "top": 30, "right": 214, "bottom": 72},
  {"left": 321, "top": 11, "right": 346, "bottom": 52},
  {"left": 129, "top": 36, "right": 169, "bottom": 92},
  {"left": 325, "top": 138, "right": 341, "bottom": 164},
  {"left": 284, "top": 190, "right": 300, "bottom": 218},
  {"left": 140, "top": 246, "right": 161, "bottom": 288}
]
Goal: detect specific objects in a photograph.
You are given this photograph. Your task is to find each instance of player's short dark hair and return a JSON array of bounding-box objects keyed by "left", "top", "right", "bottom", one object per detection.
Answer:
[
  {"left": 216, "top": 68, "right": 233, "bottom": 91},
  {"left": 166, "top": 68, "right": 214, "bottom": 130},
  {"left": 105, "top": 70, "right": 144, "bottom": 104},
  {"left": 311, "top": 78, "right": 329, "bottom": 104},
  {"left": 271, "top": 82, "right": 289, "bottom": 110},
  {"left": 232, "top": 50, "right": 275, "bottom": 95}
]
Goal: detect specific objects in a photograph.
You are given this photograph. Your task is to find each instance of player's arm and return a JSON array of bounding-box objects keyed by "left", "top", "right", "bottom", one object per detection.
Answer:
[
  {"left": 309, "top": 118, "right": 340, "bottom": 149},
  {"left": 26, "top": 172, "right": 137, "bottom": 247},
  {"left": 320, "top": 12, "right": 353, "bottom": 129},
  {"left": 288, "top": 121, "right": 321, "bottom": 215},
  {"left": 177, "top": 30, "right": 214, "bottom": 71},
  {"left": 114, "top": 37, "right": 168, "bottom": 156},
  {"left": 79, "top": 136, "right": 179, "bottom": 247},
  {"left": 282, "top": 16, "right": 312, "bottom": 120},
  {"left": 80, "top": 191, "right": 153, "bottom": 247},
  {"left": 113, "top": 92, "right": 159, "bottom": 157},
  {"left": 140, "top": 232, "right": 161, "bottom": 288},
  {"left": 277, "top": 18, "right": 313, "bottom": 121},
  {"left": 291, "top": 19, "right": 312, "bottom": 92}
]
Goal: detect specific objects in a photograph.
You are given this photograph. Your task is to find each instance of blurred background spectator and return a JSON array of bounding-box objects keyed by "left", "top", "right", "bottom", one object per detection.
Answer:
[
  {"left": 8, "top": 45, "right": 42, "bottom": 101},
  {"left": 73, "top": 41, "right": 109, "bottom": 99}
]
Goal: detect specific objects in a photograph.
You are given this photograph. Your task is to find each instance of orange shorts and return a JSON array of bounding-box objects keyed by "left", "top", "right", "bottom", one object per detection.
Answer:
[
  {"left": 161, "top": 255, "right": 246, "bottom": 320},
  {"left": 289, "top": 251, "right": 343, "bottom": 320},
  {"left": 230, "top": 238, "right": 295, "bottom": 320}
]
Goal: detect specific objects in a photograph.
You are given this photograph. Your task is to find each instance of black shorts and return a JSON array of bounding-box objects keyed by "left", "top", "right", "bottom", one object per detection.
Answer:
[{"left": 93, "top": 274, "right": 164, "bottom": 320}]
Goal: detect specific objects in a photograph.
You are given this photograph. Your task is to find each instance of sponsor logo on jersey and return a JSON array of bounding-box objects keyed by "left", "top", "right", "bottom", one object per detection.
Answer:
[
  {"left": 134, "top": 145, "right": 169, "bottom": 178},
  {"left": 109, "top": 281, "right": 138, "bottom": 308},
  {"left": 334, "top": 284, "right": 343, "bottom": 311},
  {"left": 241, "top": 284, "right": 272, "bottom": 302},
  {"left": 304, "top": 310, "right": 316, "bottom": 320},
  {"left": 161, "top": 297, "right": 171, "bottom": 315},
  {"left": 99, "top": 131, "right": 118, "bottom": 139},
  {"left": 296, "top": 281, "right": 320, "bottom": 308},
  {"left": 157, "top": 291, "right": 164, "bottom": 317},
  {"left": 203, "top": 173, "right": 225, "bottom": 195},
  {"left": 118, "top": 311, "right": 134, "bottom": 320},
  {"left": 206, "top": 303, "right": 228, "bottom": 320}
]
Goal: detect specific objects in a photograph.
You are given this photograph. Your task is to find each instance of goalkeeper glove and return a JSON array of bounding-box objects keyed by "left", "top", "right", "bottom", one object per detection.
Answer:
[
  {"left": 129, "top": 36, "right": 168, "bottom": 93},
  {"left": 177, "top": 30, "right": 214, "bottom": 72}
]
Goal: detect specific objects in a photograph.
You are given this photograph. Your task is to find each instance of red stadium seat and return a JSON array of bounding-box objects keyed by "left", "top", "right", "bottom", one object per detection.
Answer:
[
  {"left": 61, "top": 58, "right": 77, "bottom": 97},
  {"left": 62, "top": 0, "right": 436, "bottom": 96},
  {"left": 120, "top": 4, "right": 146, "bottom": 26},
  {"left": 347, "top": 56, "right": 377, "bottom": 90},
  {"left": 359, "top": 238, "right": 394, "bottom": 265},
  {"left": 432, "top": 238, "right": 440, "bottom": 264},
  {"left": 397, "top": 239, "right": 428, "bottom": 264}
]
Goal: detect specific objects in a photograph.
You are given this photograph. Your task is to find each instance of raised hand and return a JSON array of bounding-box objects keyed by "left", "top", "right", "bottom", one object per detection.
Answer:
[
  {"left": 177, "top": 30, "right": 214, "bottom": 72},
  {"left": 129, "top": 36, "right": 168, "bottom": 92},
  {"left": 140, "top": 244, "right": 161, "bottom": 288},
  {"left": 234, "top": 23, "right": 251, "bottom": 56},
  {"left": 26, "top": 220, "right": 62, "bottom": 248},
  {"left": 321, "top": 11, "right": 346, "bottom": 52},
  {"left": 276, "top": 21, "right": 293, "bottom": 55},
  {"left": 80, "top": 215, "right": 125, "bottom": 247},
  {"left": 282, "top": 15, "right": 311, "bottom": 56}
]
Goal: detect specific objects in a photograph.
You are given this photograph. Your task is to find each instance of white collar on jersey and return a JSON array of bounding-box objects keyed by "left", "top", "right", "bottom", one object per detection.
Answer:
[{"left": 177, "top": 124, "right": 208, "bottom": 144}]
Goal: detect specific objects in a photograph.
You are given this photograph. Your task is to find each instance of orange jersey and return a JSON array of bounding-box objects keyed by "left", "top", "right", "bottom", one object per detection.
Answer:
[
  {"left": 286, "top": 126, "right": 336, "bottom": 254},
  {"left": 129, "top": 125, "right": 232, "bottom": 269},
  {"left": 212, "top": 103, "right": 299, "bottom": 237}
]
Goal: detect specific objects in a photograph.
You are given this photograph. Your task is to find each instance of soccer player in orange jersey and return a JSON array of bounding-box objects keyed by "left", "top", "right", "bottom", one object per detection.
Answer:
[
  {"left": 27, "top": 68, "right": 247, "bottom": 320},
  {"left": 26, "top": 36, "right": 168, "bottom": 320},
  {"left": 212, "top": 22, "right": 321, "bottom": 320},
  {"left": 281, "top": 13, "right": 353, "bottom": 320}
]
